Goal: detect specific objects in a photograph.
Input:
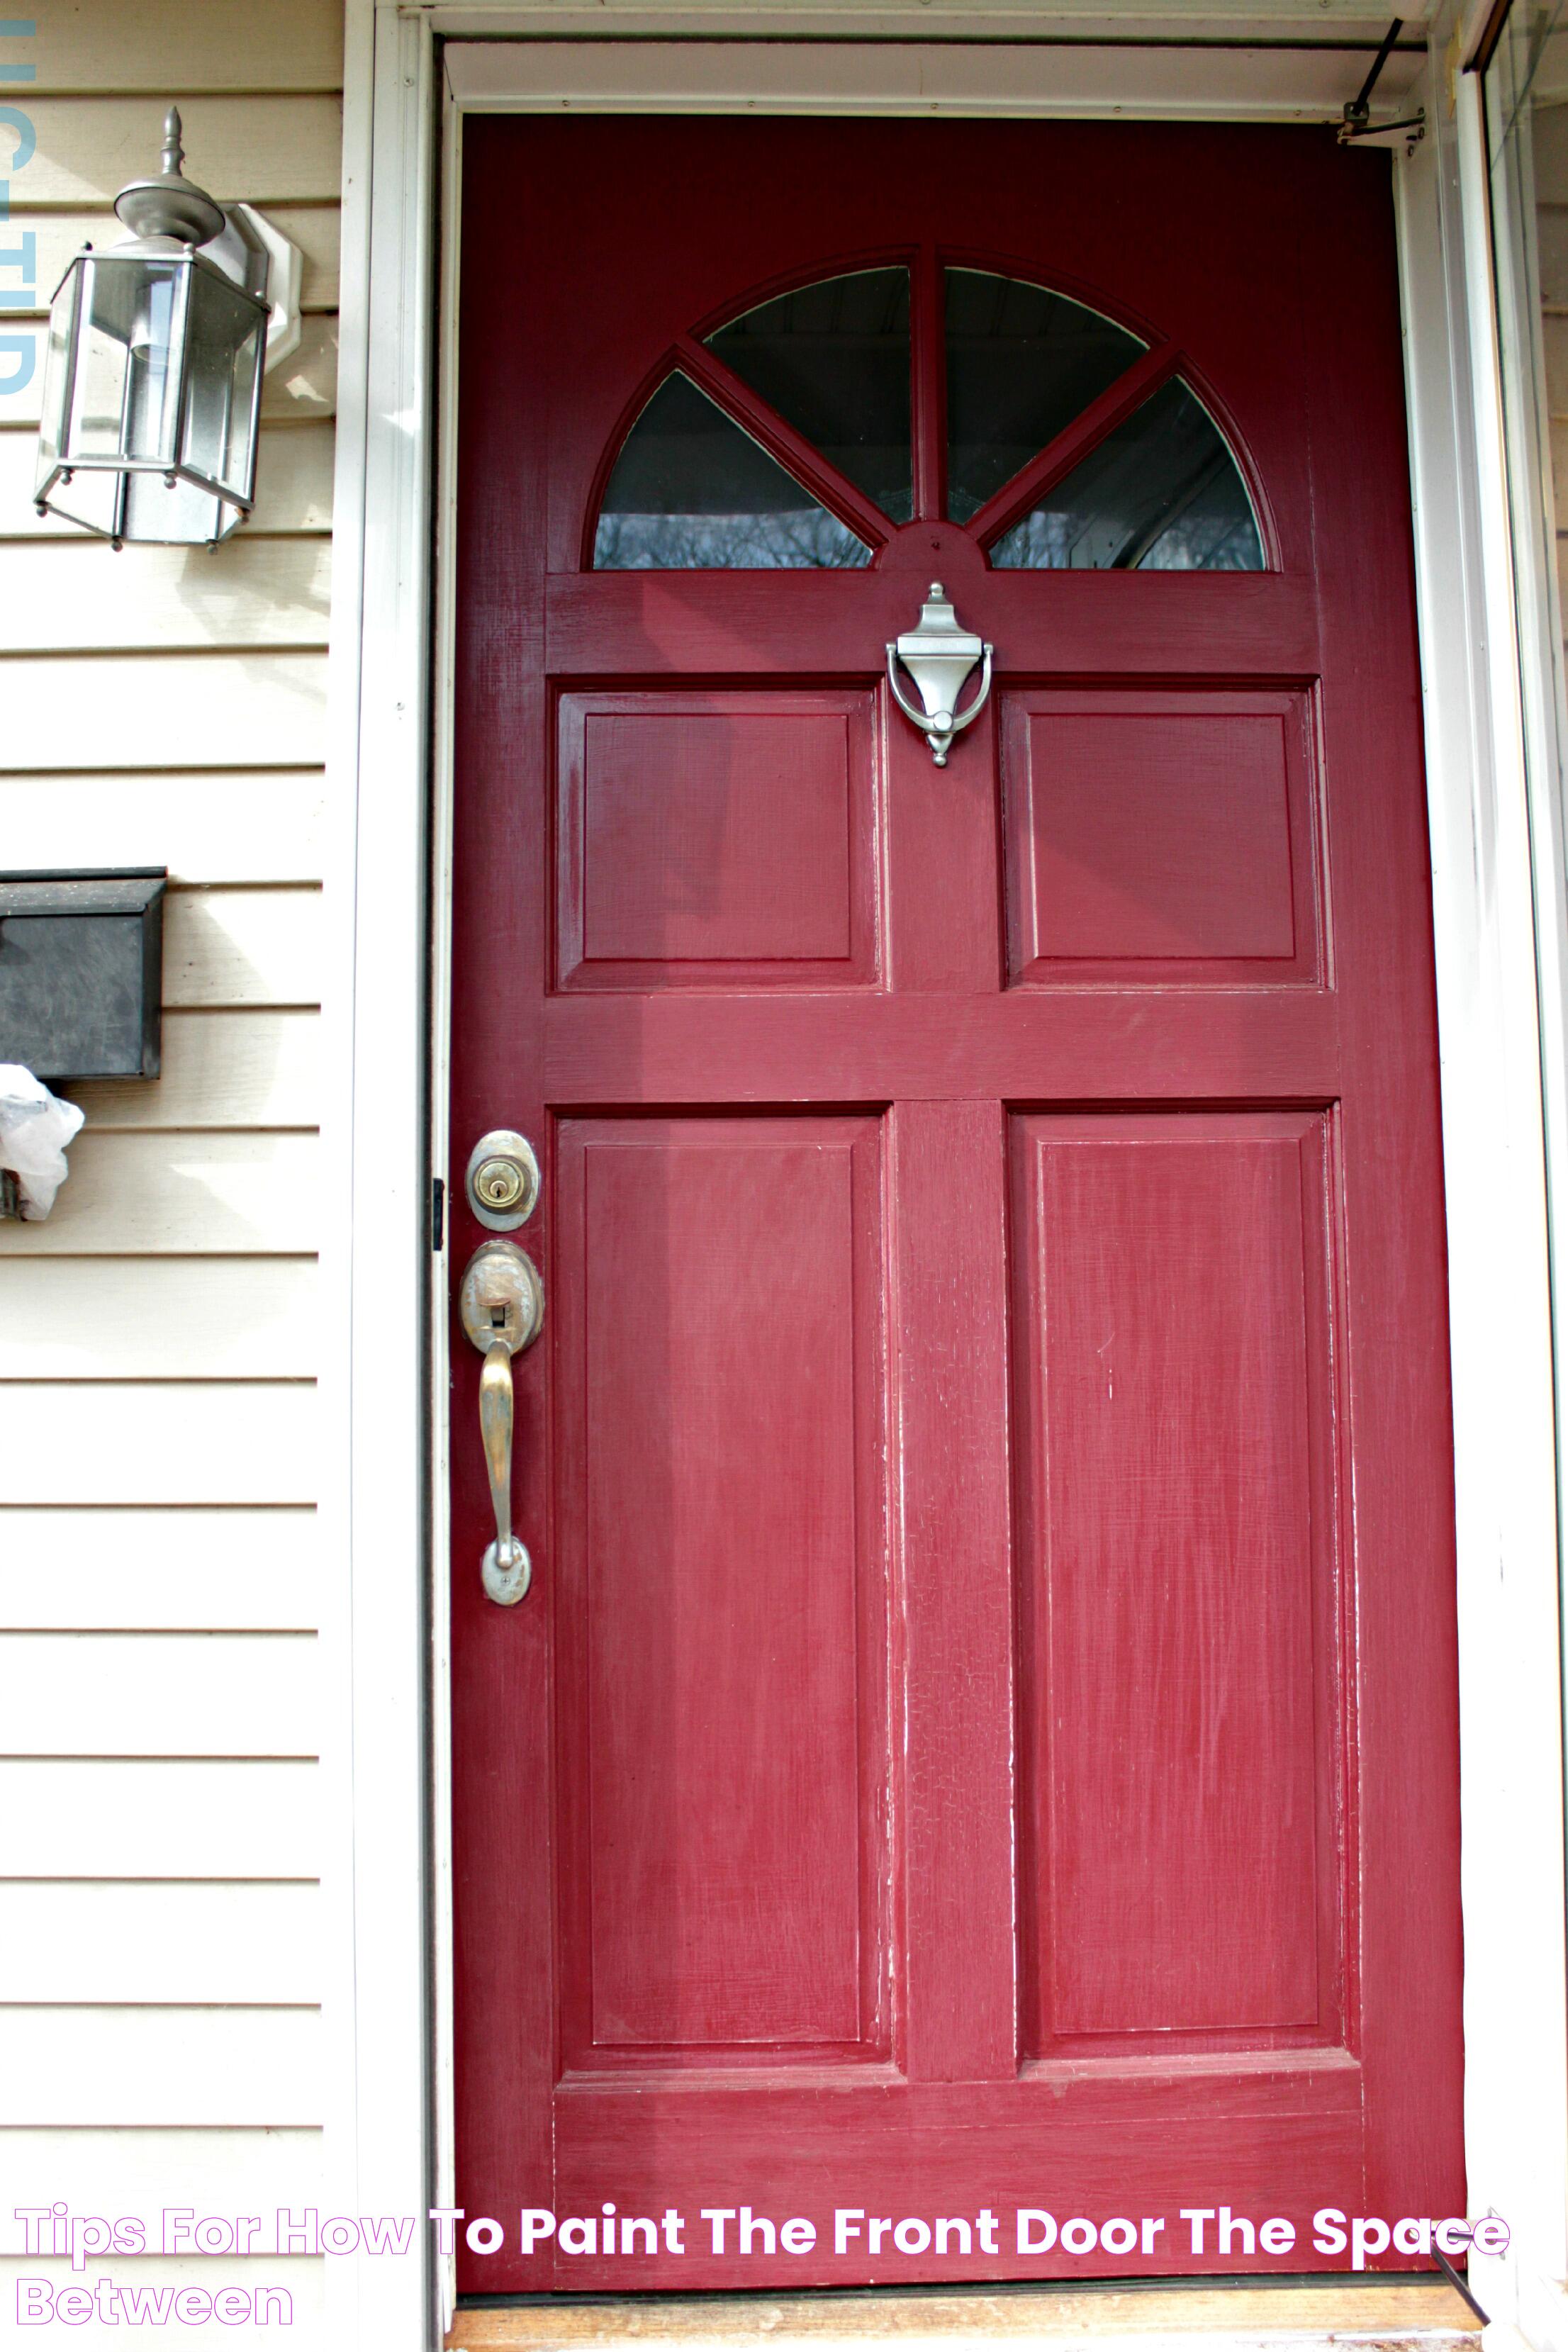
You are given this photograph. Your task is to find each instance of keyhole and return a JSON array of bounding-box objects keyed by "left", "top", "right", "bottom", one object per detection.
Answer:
[{"left": 490, "top": 1304, "right": 508, "bottom": 1330}]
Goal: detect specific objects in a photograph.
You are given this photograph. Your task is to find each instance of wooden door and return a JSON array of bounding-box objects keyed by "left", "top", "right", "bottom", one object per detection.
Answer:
[{"left": 449, "top": 118, "right": 1462, "bottom": 2291}]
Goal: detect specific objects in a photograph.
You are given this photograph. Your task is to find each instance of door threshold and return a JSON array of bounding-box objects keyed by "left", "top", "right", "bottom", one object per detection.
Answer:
[{"left": 447, "top": 2278, "right": 1480, "bottom": 2350}]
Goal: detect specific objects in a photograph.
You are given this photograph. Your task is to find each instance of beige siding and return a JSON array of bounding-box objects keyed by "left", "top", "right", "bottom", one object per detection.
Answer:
[
  {"left": 0, "top": 773, "right": 327, "bottom": 878},
  {"left": 28, "top": 206, "right": 341, "bottom": 312},
  {"left": 24, "top": 0, "right": 345, "bottom": 93},
  {"left": 0, "top": 418, "right": 337, "bottom": 534},
  {"left": 0, "top": 1883, "right": 322, "bottom": 2003},
  {"left": 0, "top": 542, "right": 334, "bottom": 650},
  {"left": 0, "top": 1761, "right": 322, "bottom": 1871},
  {"left": 0, "top": 654, "right": 330, "bottom": 768},
  {"left": 0, "top": 2007, "right": 325, "bottom": 2124},
  {"left": 0, "top": 5, "right": 340, "bottom": 2327},
  {"left": 0, "top": 2124, "right": 323, "bottom": 2203},
  {"left": 13, "top": 94, "right": 344, "bottom": 204},
  {"left": 10, "top": 1131, "right": 320, "bottom": 1253},
  {"left": 1, "top": 1261, "right": 319, "bottom": 1374}
]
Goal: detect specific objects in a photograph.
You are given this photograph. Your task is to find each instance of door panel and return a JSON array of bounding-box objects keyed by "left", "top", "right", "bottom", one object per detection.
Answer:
[
  {"left": 556, "top": 692, "right": 880, "bottom": 990},
  {"left": 1001, "top": 690, "right": 1320, "bottom": 984},
  {"left": 554, "top": 1115, "right": 890, "bottom": 2072},
  {"left": 450, "top": 116, "right": 1462, "bottom": 2291},
  {"left": 1012, "top": 1111, "right": 1338, "bottom": 2058}
]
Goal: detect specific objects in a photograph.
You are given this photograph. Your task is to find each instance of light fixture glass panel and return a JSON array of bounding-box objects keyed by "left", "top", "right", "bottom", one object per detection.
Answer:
[
  {"left": 989, "top": 376, "right": 1264, "bottom": 570},
  {"left": 593, "top": 371, "right": 872, "bottom": 569},
  {"left": 182, "top": 259, "right": 264, "bottom": 500},
  {"left": 120, "top": 470, "right": 233, "bottom": 542},
  {"left": 946, "top": 268, "right": 1146, "bottom": 523},
  {"left": 706, "top": 267, "right": 912, "bottom": 523},
  {"left": 42, "top": 469, "right": 121, "bottom": 537},
  {"left": 35, "top": 265, "right": 80, "bottom": 491},
  {"left": 66, "top": 255, "right": 185, "bottom": 469}
]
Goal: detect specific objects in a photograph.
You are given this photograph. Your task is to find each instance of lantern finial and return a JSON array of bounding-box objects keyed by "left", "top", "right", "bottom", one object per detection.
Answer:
[{"left": 113, "top": 101, "right": 225, "bottom": 247}]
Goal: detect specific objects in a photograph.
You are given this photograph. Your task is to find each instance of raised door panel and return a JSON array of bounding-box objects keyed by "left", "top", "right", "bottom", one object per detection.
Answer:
[
  {"left": 1002, "top": 690, "right": 1321, "bottom": 987},
  {"left": 1011, "top": 1111, "right": 1344, "bottom": 2060},
  {"left": 557, "top": 692, "right": 879, "bottom": 990},
  {"left": 554, "top": 1116, "right": 890, "bottom": 2073}
]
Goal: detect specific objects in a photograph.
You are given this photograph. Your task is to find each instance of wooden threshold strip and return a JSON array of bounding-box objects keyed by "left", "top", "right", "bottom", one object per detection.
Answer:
[{"left": 449, "top": 2280, "right": 1480, "bottom": 2351}]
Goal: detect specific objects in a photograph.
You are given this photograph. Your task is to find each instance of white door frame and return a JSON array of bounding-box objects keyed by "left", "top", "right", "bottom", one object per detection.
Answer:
[{"left": 327, "top": 8, "right": 1568, "bottom": 2346}]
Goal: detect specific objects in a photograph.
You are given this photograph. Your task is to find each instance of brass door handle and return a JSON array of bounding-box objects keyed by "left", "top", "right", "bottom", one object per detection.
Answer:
[{"left": 460, "top": 1238, "right": 545, "bottom": 1604}]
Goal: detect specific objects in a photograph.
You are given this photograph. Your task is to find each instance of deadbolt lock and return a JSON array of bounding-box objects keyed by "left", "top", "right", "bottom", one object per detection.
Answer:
[{"left": 465, "top": 1129, "right": 540, "bottom": 1231}]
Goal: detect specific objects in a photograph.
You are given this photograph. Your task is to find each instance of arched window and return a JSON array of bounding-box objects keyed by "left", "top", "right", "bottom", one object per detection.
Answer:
[{"left": 592, "top": 264, "right": 1263, "bottom": 571}]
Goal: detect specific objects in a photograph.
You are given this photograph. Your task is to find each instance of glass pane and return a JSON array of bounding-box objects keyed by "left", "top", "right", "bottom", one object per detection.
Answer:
[
  {"left": 593, "top": 371, "right": 872, "bottom": 569},
  {"left": 990, "top": 377, "right": 1264, "bottom": 571},
  {"left": 181, "top": 262, "right": 264, "bottom": 501},
  {"left": 946, "top": 268, "right": 1145, "bottom": 523},
  {"left": 36, "top": 263, "right": 80, "bottom": 488},
  {"left": 706, "top": 267, "right": 912, "bottom": 523},
  {"left": 121, "top": 469, "right": 233, "bottom": 543},
  {"left": 67, "top": 255, "right": 185, "bottom": 468}
]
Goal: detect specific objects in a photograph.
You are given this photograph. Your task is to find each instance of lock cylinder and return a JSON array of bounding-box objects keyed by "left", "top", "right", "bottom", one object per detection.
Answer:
[{"left": 464, "top": 1129, "right": 540, "bottom": 1231}]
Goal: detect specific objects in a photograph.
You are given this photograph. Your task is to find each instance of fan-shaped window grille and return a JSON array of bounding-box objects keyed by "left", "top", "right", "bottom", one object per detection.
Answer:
[{"left": 590, "top": 264, "right": 1264, "bottom": 572}]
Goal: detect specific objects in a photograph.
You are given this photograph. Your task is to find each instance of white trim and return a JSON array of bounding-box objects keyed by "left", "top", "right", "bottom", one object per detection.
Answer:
[
  {"left": 339, "top": 13, "right": 1568, "bottom": 2348},
  {"left": 332, "top": 5, "right": 441, "bottom": 2348},
  {"left": 1395, "top": 26, "right": 1568, "bottom": 2341},
  {"left": 429, "top": 1, "right": 1435, "bottom": 30},
  {"left": 444, "top": 31, "right": 1422, "bottom": 114},
  {"left": 428, "top": 64, "right": 468, "bottom": 2344},
  {"left": 1483, "top": 0, "right": 1568, "bottom": 2085}
]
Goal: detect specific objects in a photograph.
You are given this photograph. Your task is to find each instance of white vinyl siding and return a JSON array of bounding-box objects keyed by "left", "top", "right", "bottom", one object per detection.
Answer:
[{"left": 0, "top": 3, "right": 341, "bottom": 2335}]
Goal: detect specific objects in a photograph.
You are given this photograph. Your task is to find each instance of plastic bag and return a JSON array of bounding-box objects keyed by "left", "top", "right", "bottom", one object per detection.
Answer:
[{"left": 0, "top": 1064, "right": 85, "bottom": 1220}]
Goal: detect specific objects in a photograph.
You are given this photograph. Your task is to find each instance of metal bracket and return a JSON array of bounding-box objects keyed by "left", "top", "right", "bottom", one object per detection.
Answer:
[{"left": 1338, "top": 18, "right": 1426, "bottom": 150}]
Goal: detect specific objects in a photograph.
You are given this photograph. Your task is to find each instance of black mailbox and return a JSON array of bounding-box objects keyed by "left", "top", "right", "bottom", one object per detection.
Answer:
[{"left": 0, "top": 868, "right": 167, "bottom": 1080}]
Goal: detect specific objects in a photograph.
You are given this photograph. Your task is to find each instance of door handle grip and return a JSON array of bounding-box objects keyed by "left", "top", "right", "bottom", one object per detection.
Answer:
[
  {"left": 460, "top": 1238, "right": 545, "bottom": 1606},
  {"left": 479, "top": 1340, "right": 527, "bottom": 1602}
]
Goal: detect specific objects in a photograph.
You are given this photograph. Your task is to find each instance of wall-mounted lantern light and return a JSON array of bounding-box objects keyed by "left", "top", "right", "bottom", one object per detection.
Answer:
[{"left": 33, "top": 108, "right": 300, "bottom": 549}]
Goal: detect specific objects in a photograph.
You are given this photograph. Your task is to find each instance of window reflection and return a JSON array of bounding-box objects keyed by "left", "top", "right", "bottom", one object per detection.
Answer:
[
  {"left": 946, "top": 269, "right": 1146, "bottom": 523},
  {"left": 989, "top": 377, "right": 1263, "bottom": 571},
  {"left": 593, "top": 373, "right": 873, "bottom": 570},
  {"left": 707, "top": 267, "right": 912, "bottom": 524}
]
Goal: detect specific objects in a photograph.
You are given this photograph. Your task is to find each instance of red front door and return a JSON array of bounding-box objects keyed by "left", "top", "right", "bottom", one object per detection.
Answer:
[{"left": 449, "top": 117, "right": 1463, "bottom": 2292}]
